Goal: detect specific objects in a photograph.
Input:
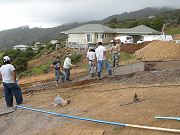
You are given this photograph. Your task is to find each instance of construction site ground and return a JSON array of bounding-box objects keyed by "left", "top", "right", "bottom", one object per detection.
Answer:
[
  {"left": 0, "top": 67, "right": 180, "bottom": 135},
  {"left": 0, "top": 41, "right": 180, "bottom": 135}
]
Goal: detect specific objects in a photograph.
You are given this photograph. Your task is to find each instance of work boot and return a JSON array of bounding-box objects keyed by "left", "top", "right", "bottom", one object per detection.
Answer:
[
  {"left": 90, "top": 73, "right": 94, "bottom": 78},
  {"left": 108, "top": 70, "right": 112, "bottom": 76}
]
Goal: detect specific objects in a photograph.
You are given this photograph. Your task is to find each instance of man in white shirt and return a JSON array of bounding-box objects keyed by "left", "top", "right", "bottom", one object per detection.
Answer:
[
  {"left": 63, "top": 53, "right": 74, "bottom": 81},
  {"left": 0, "top": 56, "right": 23, "bottom": 107},
  {"left": 86, "top": 47, "right": 96, "bottom": 77},
  {"left": 95, "top": 42, "right": 112, "bottom": 79}
]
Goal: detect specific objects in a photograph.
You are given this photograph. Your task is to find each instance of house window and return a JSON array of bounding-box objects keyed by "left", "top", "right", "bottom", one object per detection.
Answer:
[
  {"left": 87, "top": 34, "right": 92, "bottom": 42},
  {"left": 104, "top": 34, "right": 106, "bottom": 39},
  {"left": 102, "top": 34, "right": 104, "bottom": 39}
]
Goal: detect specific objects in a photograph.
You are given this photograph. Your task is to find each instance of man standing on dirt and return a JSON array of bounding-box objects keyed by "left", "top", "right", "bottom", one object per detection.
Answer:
[
  {"left": 0, "top": 56, "right": 23, "bottom": 107},
  {"left": 63, "top": 53, "right": 74, "bottom": 82},
  {"left": 111, "top": 39, "right": 121, "bottom": 67},
  {"left": 51, "top": 56, "right": 64, "bottom": 86},
  {"left": 82, "top": 47, "right": 96, "bottom": 78},
  {"left": 95, "top": 42, "right": 112, "bottom": 79}
]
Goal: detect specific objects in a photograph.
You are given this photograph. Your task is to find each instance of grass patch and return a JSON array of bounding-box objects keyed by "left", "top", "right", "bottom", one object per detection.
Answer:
[
  {"left": 120, "top": 52, "right": 135, "bottom": 61},
  {"left": 71, "top": 53, "right": 83, "bottom": 64},
  {"left": 107, "top": 52, "right": 135, "bottom": 61},
  {"left": 165, "top": 27, "right": 180, "bottom": 35},
  {"left": 18, "top": 60, "right": 52, "bottom": 78},
  {"left": 0, "top": 51, "right": 4, "bottom": 58}
]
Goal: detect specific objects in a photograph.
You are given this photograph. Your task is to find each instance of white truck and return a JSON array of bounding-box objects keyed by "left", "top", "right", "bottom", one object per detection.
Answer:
[
  {"left": 137, "top": 35, "right": 173, "bottom": 44},
  {"left": 114, "top": 35, "right": 133, "bottom": 44}
]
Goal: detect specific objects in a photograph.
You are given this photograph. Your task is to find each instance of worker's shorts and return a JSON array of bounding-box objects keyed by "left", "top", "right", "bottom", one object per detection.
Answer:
[
  {"left": 88, "top": 61, "right": 96, "bottom": 74},
  {"left": 112, "top": 53, "right": 120, "bottom": 62}
]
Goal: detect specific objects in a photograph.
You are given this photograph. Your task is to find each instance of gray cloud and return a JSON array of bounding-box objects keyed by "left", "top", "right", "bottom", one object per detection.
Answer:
[{"left": 0, "top": 0, "right": 179, "bottom": 30}]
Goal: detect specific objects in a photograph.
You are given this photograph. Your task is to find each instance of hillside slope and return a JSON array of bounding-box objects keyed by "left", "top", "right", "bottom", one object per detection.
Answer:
[
  {"left": 0, "top": 23, "right": 81, "bottom": 50},
  {"left": 101, "top": 7, "right": 173, "bottom": 23}
]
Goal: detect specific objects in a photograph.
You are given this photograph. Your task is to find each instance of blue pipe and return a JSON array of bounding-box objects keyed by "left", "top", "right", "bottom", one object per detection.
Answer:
[
  {"left": 15, "top": 105, "right": 127, "bottom": 126},
  {"left": 155, "top": 116, "right": 180, "bottom": 121}
]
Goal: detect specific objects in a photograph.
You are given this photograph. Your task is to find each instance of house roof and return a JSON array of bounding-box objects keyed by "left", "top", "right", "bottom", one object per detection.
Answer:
[
  {"left": 61, "top": 24, "right": 161, "bottom": 35},
  {"left": 115, "top": 25, "right": 161, "bottom": 35},
  {"left": 61, "top": 24, "right": 115, "bottom": 34}
]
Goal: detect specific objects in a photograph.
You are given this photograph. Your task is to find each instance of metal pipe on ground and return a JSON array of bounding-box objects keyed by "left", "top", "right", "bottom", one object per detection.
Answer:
[
  {"left": 15, "top": 105, "right": 180, "bottom": 133},
  {"left": 155, "top": 116, "right": 180, "bottom": 121}
]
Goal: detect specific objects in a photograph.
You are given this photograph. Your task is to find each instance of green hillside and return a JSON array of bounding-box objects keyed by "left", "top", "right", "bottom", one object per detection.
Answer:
[
  {"left": 0, "top": 23, "right": 81, "bottom": 50},
  {"left": 165, "top": 25, "right": 180, "bottom": 35}
]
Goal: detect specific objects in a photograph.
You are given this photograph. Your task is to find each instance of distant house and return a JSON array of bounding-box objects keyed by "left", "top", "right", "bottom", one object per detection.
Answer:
[
  {"left": 148, "top": 16, "right": 156, "bottom": 19},
  {"left": 50, "top": 40, "right": 59, "bottom": 45},
  {"left": 13, "top": 44, "right": 29, "bottom": 51},
  {"left": 34, "top": 42, "right": 43, "bottom": 47},
  {"left": 61, "top": 24, "right": 115, "bottom": 49},
  {"left": 173, "top": 34, "right": 180, "bottom": 44}
]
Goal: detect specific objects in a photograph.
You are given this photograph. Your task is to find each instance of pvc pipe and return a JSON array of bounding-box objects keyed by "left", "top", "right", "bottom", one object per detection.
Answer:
[
  {"left": 155, "top": 116, "right": 180, "bottom": 121},
  {"left": 15, "top": 105, "right": 126, "bottom": 126},
  {"left": 127, "top": 124, "right": 180, "bottom": 133},
  {"left": 15, "top": 105, "right": 180, "bottom": 133}
]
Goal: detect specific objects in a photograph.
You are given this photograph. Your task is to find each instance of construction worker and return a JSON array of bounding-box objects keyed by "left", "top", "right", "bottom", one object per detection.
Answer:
[
  {"left": 0, "top": 56, "right": 23, "bottom": 107},
  {"left": 63, "top": 53, "right": 74, "bottom": 82},
  {"left": 51, "top": 56, "right": 65, "bottom": 86},
  {"left": 82, "top": 47, "right": 96, "bottom": 78},
  {"left": 111, "top": 39, "right": 121, "bottom": 67},
  {"left": 95, "top": 42, "right": 112, "bottom": 79}
]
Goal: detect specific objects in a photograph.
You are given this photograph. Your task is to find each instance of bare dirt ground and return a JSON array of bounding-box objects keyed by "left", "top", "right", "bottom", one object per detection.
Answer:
[
  {"left": 0, "top": 68, "right": 180, "bottom": 135},
  {"left": 18, "top": 68, "right": 86, "bottom": 85}
]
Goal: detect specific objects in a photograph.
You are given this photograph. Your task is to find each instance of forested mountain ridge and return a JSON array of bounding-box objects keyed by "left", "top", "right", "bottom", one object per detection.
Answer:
[{"left": 0, "top": 7, "right": 179, "bottom": 50}]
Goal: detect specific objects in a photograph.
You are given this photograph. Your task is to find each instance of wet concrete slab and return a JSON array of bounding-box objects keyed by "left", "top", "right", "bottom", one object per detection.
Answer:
[{"left": 113, "top": 62, "right": 145, "bottom": 76}]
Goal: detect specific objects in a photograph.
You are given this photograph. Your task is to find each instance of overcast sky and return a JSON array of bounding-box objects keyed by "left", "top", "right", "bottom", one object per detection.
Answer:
[{"left": 0, "top": 0, "right": 179, "bottom": 31}]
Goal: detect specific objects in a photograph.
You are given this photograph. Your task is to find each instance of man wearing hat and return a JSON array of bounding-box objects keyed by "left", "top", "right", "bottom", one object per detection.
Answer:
[
  {"left": 51, "top": 56, "right": 65, "bottom": 86},
  {"left": 0, "top": 56, "right": 23, "bottom": 107},
  {"left": 111, "top": 39, "right": 121, "bottom": 67},
  {"left": 63, "top": 53, "right": 74, "bottom": 81}
]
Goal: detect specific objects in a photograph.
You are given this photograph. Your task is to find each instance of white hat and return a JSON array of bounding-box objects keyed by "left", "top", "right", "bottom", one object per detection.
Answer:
[
  {"left": 3, "top": 56, "right": 10, "bottom": 62},
  {"left": 89, "top": 47, "right": 93, "bottom": 49},
  {"left": 67, "top": 53, "right": 71, "bottom": 57}
]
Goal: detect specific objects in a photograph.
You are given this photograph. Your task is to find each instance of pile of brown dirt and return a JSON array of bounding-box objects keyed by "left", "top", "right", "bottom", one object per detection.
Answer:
[
  {"left": 120, "top": 44, "right": 146, "bottom": 54},
  {"left": 173, "top": 34, "right": 180, "bottom": 40},
  {"left": 135, "top": 41, "right": 180, "bottom": 61}
]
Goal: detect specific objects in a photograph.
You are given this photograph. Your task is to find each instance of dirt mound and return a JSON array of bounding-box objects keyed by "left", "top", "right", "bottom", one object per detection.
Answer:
[
  {"left": 120, "top": 44, "right": 146, "bottom": 54},
  {"left": 173, "top": 34, "right": 180, "bottom": 40},
  {"left": 135, "top": 41, "right": 180, "bottom": 61}
]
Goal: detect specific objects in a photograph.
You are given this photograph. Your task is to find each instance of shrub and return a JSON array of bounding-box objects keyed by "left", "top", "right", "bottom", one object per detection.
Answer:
[
  {"left": 12, "top": 57, "right": 28, "bottom": 73},
  {"left": 3, "top": 49, "right": 22, "bottom": 61},
  {"left": 71, "top": 53, "right": 83, "bottom": 64}
]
